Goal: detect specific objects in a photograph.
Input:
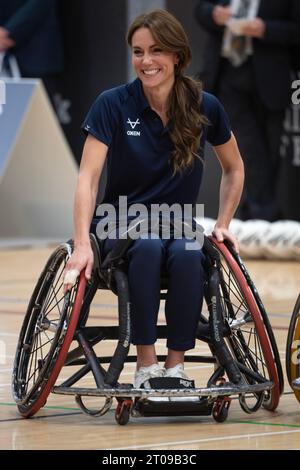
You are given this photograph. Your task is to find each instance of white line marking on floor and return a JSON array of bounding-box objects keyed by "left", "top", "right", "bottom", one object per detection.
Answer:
[
  {"left": 110, "top": 429, "right": 300, "bottom": 450},
  {"left": 0, "top": 333, "right": 18, "bottom": 337}
]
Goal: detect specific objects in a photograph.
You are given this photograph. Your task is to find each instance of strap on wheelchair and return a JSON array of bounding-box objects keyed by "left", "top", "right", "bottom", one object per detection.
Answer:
[
  {"left": 104, "top": 268, "right": 131, "bottom": 386},
  {"left": 100, "top": 216, "right": 206, "bottom": 270},
  {"left": 206, "top": 263, "right": 242, "bottom": 385},
  {"left": 89, "top": 233, "right": 101, "bottom": 270},
  {"left": 101, "top": 238, "right": 134, "bottom": 269}
]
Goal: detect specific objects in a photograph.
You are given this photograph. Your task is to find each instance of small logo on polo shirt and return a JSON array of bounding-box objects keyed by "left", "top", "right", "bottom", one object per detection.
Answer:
[{"left": 127, "top": 117, "right": 141, "bottom": 136}]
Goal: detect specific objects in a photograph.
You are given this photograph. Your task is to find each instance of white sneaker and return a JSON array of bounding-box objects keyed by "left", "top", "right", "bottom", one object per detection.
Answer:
[
  {"left": 164, "top": 363, "right": 189, "bottom": 379},
  {"left": 134, "top": 363, "right": 165, "bottom": 389}
]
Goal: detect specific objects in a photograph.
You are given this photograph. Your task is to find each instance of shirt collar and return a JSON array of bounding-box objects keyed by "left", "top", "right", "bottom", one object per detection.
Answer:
[
  {"left": 127, "top": 78, "right": 173, "bottom": 133},
  {"left": 127, "top": 78, "right": 151, "bottom": 115}
]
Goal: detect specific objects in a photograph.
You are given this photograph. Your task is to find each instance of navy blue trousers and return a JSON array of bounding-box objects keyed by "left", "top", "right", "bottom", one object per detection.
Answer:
[{"left": 102, "top": 236, "right": 205, "bottom": 351}]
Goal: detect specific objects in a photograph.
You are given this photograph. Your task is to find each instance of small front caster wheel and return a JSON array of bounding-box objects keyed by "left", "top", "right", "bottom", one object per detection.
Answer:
[
  {"left": 213, "top": 404, "right": 228, "bottom": 422},
  {"left": 212, "top": 397, "right": 231, "bottom": 423},
  {"left": 115, "top": 399, "right": 132, "bottom": 425}
]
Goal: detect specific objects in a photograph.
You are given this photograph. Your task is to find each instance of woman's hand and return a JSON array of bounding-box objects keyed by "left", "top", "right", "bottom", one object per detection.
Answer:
[
  {"left": 212, "top": 225, "right": 239, "bottom": 253},
  {"left": 63, "top": 244, "right": 94, "bottom": 293}
]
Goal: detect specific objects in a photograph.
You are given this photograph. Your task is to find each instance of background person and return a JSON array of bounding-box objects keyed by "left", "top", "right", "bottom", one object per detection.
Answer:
[
  {"left": 195, "top": 0, "right": 300, "bottom": 221},
  {"left": 0, "top": 0, "right": 63, "bottom": 103}
]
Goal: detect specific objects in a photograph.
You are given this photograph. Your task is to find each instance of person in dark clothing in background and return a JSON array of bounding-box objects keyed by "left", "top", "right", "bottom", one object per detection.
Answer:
[
  {"left": 195, "top": 0, "right": 300, "bottom": 221},
  {"left": 0, "top": 0, "right": 63, "bottom": 102}
]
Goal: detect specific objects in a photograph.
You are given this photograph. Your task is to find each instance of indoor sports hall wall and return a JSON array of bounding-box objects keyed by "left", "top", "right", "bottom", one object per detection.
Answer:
[{"left": 55, "top": 0, "right": 300, "bottom": 220}]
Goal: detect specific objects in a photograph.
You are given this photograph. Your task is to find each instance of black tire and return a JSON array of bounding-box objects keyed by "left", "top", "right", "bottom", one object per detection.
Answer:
[
  {"left": 12, "top": 244, "right": 87, "bottom": 417},
  {"left": 286, "top": 293, "right": 300, "bottom": 403}
]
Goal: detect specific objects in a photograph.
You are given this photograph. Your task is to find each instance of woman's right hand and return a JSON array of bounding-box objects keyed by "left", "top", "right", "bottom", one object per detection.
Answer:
[{"left": 63, "top": 243, "right": 94, "bottom": 293}]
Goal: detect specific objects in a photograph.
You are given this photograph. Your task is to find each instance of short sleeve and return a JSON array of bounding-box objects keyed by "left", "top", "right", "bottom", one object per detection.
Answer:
[
  {"left": 81, "top": 90, "right": 118, "bottom": 146},
  {"left": 203, "top": 93, "right": 232, "bottom": 146}
]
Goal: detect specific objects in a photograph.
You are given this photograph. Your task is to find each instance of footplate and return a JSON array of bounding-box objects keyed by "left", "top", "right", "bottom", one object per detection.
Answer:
[
  {"left": 53, "top": 381, "right": 273, "bottom": 399},
  {"left": 132, "top": 396, "right": 213, "bottom": 417}
]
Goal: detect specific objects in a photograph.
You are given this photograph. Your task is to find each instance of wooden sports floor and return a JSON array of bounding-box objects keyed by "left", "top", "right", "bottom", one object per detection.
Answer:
[{"left": 0, "top": 246, "right": 300, "bottom": 450}]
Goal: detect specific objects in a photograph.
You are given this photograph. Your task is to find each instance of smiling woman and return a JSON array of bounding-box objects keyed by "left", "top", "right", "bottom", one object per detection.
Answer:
[
  {"left": 65, "top": 8, "right": 244, "bottom": 389},
  {"left": 127, "top": 10, "right": 206, "bottom": 173},
  {"left": 130, "top": 28, "right": 178, "bottom": 92}
]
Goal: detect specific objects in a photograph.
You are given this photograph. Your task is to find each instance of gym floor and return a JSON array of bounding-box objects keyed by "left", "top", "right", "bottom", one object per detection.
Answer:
[{"left": 0, "top": 246, "right": 300, "bottom": 450}]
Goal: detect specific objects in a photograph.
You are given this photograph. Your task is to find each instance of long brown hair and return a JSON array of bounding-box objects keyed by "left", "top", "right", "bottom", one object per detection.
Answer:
[{"left": 127, "top": 9, "right": 207, "bottom": 174}]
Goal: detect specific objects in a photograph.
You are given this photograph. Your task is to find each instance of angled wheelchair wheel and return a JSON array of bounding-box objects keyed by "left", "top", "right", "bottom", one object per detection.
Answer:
[
  {"left": 12, "top": 243, "right": 86, "bottom": 417},
  {"left": 286, "top": 294, "right": 300, "bottom": 403},
  {"left": 210, "top": 238, "right": 282, "bottom": 412}
]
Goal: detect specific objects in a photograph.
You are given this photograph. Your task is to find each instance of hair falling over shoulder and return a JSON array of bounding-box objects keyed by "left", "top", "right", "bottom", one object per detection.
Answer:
[{"left": 127, "top": 9, "right": 208, "bottom": 174}]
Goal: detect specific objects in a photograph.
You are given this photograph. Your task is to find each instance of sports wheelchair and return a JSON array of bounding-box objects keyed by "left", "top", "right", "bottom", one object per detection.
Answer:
[
  {"left": 286, "top": 293, "right": 300, "bottom": 402},
  {"left": 12, "top": 225, "right": 283, "bottom": 425}
]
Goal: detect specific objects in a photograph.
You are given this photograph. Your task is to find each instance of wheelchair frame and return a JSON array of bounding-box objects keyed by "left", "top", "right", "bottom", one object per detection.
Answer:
[
  {"left": 12, "top": 232, "right": 283, "bottom": 425},
  {"left": 286, "top": 293, "right": 300, "bottom": 402}
]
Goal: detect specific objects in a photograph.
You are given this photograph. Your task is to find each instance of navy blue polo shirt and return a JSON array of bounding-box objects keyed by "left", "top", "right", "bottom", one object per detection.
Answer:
[{"left": 82, "top": 78, "right": 231, "bottom": 208}]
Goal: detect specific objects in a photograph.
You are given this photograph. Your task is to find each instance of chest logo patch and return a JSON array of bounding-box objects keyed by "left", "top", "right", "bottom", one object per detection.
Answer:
[{"left": 127, "top": 118, "right": 141, "bottom": 136}]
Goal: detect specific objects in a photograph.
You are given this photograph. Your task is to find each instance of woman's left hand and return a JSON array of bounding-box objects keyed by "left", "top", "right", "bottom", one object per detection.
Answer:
[{"left": 212, "top": 225, "right": 239, "bottom": 253}]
